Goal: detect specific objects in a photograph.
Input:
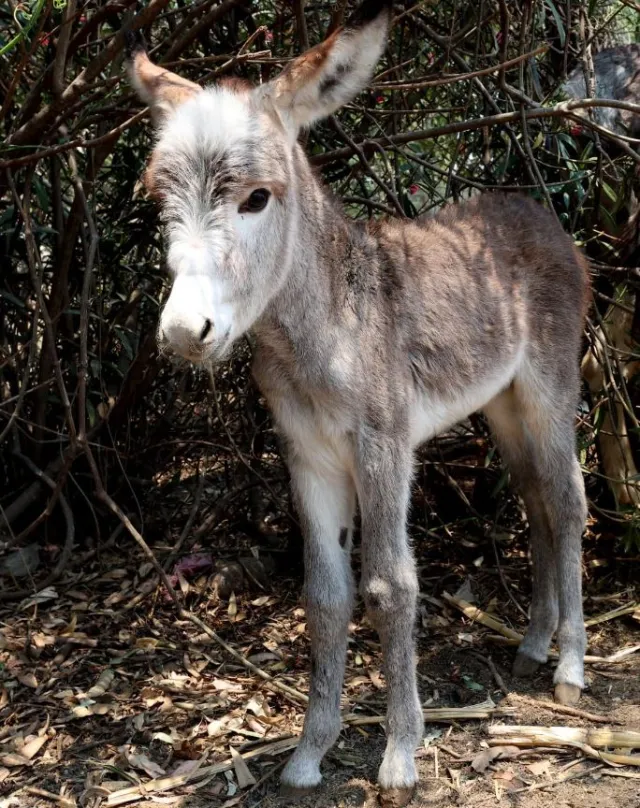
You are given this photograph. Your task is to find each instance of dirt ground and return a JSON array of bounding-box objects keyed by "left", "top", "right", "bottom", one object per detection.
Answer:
[{"left": 1, "top": 512, "right": 639, "bottom": 808}]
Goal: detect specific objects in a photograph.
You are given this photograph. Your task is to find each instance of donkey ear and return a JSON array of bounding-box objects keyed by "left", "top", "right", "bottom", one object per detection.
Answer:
[
  {"left": 125, "top": 31, "right": 201, "bottom": 125},
  {"left": 262, "top": 0, "right": 392, "bottom": 138}
]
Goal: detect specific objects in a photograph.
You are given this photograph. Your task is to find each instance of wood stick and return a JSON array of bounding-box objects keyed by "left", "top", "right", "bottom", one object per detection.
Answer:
[
  {"left": 508, "top": 694, "right": 619, "bottom": 725},
  {"left": 489, "top": 726, "right": 640, "bottom": 767},
  {"left": 585, "top": 602, "right": 640, "bottom": 627},
  {"left": 484, "top": 635, "right": 640, "bottom": 665},
  {"left": 344, "top": 703, "right": 515, "bottom": 726},
  {"left": 489, "top": 724, "right": 640, "bottom": 747},
  {"left": 442, "top": 593, "right": 524, "bottom": 641}
]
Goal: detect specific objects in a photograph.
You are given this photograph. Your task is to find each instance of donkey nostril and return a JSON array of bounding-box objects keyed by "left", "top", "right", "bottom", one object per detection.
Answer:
[{"left": 199, "top": 318, "right": 213, "bottom": 342}]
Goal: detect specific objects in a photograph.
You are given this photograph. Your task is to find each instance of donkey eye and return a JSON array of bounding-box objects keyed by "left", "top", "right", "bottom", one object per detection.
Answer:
[{"left": 239, "top": 188, "right": 271, "bottom": 213}]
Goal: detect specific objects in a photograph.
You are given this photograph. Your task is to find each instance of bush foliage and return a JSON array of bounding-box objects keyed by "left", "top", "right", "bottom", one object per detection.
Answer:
[{"left": 1, "top": 0, "right": 639, "bottom": 587}]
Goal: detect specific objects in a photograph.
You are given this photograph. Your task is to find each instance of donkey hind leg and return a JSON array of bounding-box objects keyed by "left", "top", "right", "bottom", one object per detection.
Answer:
[
  {"left": 358, "top": 439, "right": 423, "bottom": 807},
  {"left": 484, "top": 383, "right": 587, "bottom": 705},
  {"left": 483, "top": 388, "right": 559, "bottom": 674},
  {"left": 280, "top": 460, "right": 356, "bottom": 795}
]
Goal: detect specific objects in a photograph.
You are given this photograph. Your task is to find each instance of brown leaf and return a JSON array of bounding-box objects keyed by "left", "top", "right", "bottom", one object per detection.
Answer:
[
  {"left": 0, "top": 753, "right": 30, "bottom": 767},
  {"left": 493, "top": 768, "right": 515, "bottom": 782},
  {"left": 122, "top": 748, "right": 166, "bottom": 778},
  {"left": 472, "top": 746, "right": 521, "bottom": 773},
  {"left": 230, "top": 747, "right": 257, "bottom": 789},
  {"left": 212, "top": 679, "right": 244, "bottom": 693},
  {"left": 527, "top": 759, "right": 551, "bottom": 776},
  {"left": 140, "top": 687, "right": 165, "bottom": 707},
  {"left": 87, "top": 668, "right": 115, "bottom": 698},
  {"left": 170, "top": 758, "right": 203, "bottom": 778},
  {"left": 20, "top": 735, "right": 48, "bottom": 760},
  {"left": 228, "top": 592, "right": 238, "bottom": 618},
  {"left": 71, "top": 703, "right": 113, "bottom": 719},
  {"left": 135, "top": 637, "right": 159, "bottom": 649},
  {"left": 368, "top": 669, "right": 385, "bottom": 690},
  {"left": 17, "top": 672, "right": 38, "bottom": 689}
]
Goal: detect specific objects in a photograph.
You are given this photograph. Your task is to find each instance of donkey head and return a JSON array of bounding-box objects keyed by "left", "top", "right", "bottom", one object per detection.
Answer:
[{"left": 127, "top": 0, "right": 392, "bottom": 362}]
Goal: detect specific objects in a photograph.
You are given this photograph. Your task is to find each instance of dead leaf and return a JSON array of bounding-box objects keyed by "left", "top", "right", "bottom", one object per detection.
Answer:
[
  {"left": 527, "top": 759, "right": 552, "bottom": 776},
  {"left": 471, "top": 746, "right": 520, "bottom": 773},
  {"left": 122, "top": 748, "right": 166, "bottom": 778},
  {"left": 17, "top": 672, "right": 38, "bottom": 689},
  {"left": 135, "top": 637, "right": 159, "bottom": 649},
  {"left": 454, "top": 577, "right": 475, "bottom": 603},
  {"left": 230, "top": 747, "right": 257, "bottom": 788},
  {"left": 212, "top": 678, "right": 244, "bottom": 693},
  {"left": 71, "top": 703, "right": 113, "bottom": 719},
  {"left": 228, "top": 592, "right": 238, "bottom": 618},
  {"left": 368, "top": 669, "right": 385, "bottom": 690},
  {"left": 141, "top": 687, "right": 165, "bottom": 707},
  {"left": 19, "top": 586, "right": 58, "bottom": 609},
  {"left": 493, "top": 768, "right": 515, "bottom": 782},
  {"left": 152, "top": 732, "right": 175, "bottom": 745},
  {"left": 207, "top": 718, "right": 228, "bottom": 737},
  {"left": 20, "top": 735, "right": 48, "bottom": 760},
  {"left": 251, "top": 596, "right": 271, "bottom": 606},
  {"left": 87, "top": 668, "right": 114, "bottom": 698},
  {"left": 100, "top": 569, "right": 128, "bottom": 580},
  {"left": 170, "top": 758, "right": 203, "bottom": 778},
  {"left": 177, "top": 569, "right": 190, "bottom": 595},
  {"left": 60, "top": 615, "right": 78, "bottom": 636},
  {"left": 0, "top": 753, "right": 30, "bottom": 767}
]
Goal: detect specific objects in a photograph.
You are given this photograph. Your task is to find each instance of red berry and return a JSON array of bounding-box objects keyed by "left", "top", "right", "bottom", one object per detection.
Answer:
[{"left": 409, "top": 184, "right": 419, "bottom": 195}]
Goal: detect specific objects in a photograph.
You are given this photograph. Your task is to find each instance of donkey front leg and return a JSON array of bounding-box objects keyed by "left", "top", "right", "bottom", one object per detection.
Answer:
[
  {"left": 280, "top": 458, "right": 356, "bottom": 795},
  {"left": 358, "top": 437, "right": 423, "bottom": 806}
]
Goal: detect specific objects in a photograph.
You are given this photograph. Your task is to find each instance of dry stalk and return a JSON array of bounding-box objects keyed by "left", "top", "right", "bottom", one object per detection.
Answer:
[{"left": 489, "top": 725, "right": 640, "bottom": 766}]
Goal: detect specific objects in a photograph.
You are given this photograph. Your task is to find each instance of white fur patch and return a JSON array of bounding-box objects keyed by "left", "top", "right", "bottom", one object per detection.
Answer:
[
  {"left": 157, "top": 86, "right": 253, "bottom": 158},
  {"left": 409, "top": 353, "right": 524, "bottom": 447}
]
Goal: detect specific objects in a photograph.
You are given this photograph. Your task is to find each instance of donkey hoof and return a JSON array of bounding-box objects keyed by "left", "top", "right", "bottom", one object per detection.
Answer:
[
  {"left": 379, "top": 785, "right": 417, "bottom": 808},
  {"left": 512, "top": 652, "right": 541, "bottom": 678},
  {"left": 554, "top": 683, "right": 581, "bottom": 706}
]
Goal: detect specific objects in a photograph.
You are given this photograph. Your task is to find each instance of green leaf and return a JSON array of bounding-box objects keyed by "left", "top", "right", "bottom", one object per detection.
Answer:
[
  {"left": 544, "top": 0, "right": 566, "bottom": 46},
  {"left": 462, "top": 675, "right": 484, "bottom": 692},
  {"left": 600, "top": 181, "right": 618, "bottom": 204}
]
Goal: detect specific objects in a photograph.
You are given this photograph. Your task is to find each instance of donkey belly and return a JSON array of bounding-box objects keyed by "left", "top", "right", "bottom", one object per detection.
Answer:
[{"left": 409, "top": 359, "right": 520, "bottom": 448}]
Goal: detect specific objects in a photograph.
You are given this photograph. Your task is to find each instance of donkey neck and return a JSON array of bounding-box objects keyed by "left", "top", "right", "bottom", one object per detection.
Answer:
[{"left": 255, "top": 144, "right": 366, "bottom": 360}]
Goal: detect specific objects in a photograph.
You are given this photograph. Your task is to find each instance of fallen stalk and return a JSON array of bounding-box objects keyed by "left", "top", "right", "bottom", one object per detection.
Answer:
[
  {"left": 585, "top": 602, "right": 640, "bottom": 627},
  {"left": 488, "top": 725, "right": 640, "bottom": 766},
  {"left": 443, "top": 593, "right": 640, "bottom": 665},
  {"left": 508, "top": 694, "right": 619, "bottom": 725},
  {"left": 344, "top": 703, "right": 515, "bottom": 726}
]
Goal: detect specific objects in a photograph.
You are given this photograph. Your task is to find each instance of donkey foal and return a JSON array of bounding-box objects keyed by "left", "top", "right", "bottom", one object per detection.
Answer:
[{"left": 127, "top": 1, "right": 589, "bottom": 803}]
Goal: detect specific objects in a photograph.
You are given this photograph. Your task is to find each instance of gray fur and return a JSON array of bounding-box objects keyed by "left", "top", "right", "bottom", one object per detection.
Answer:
[{"left": 563, "top": 43, "right": 640, "bottom": 136}]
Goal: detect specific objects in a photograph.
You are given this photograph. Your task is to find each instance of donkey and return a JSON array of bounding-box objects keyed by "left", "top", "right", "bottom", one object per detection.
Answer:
[{"left": 126, "top": 1, "right": 589, "bottom": 803}]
